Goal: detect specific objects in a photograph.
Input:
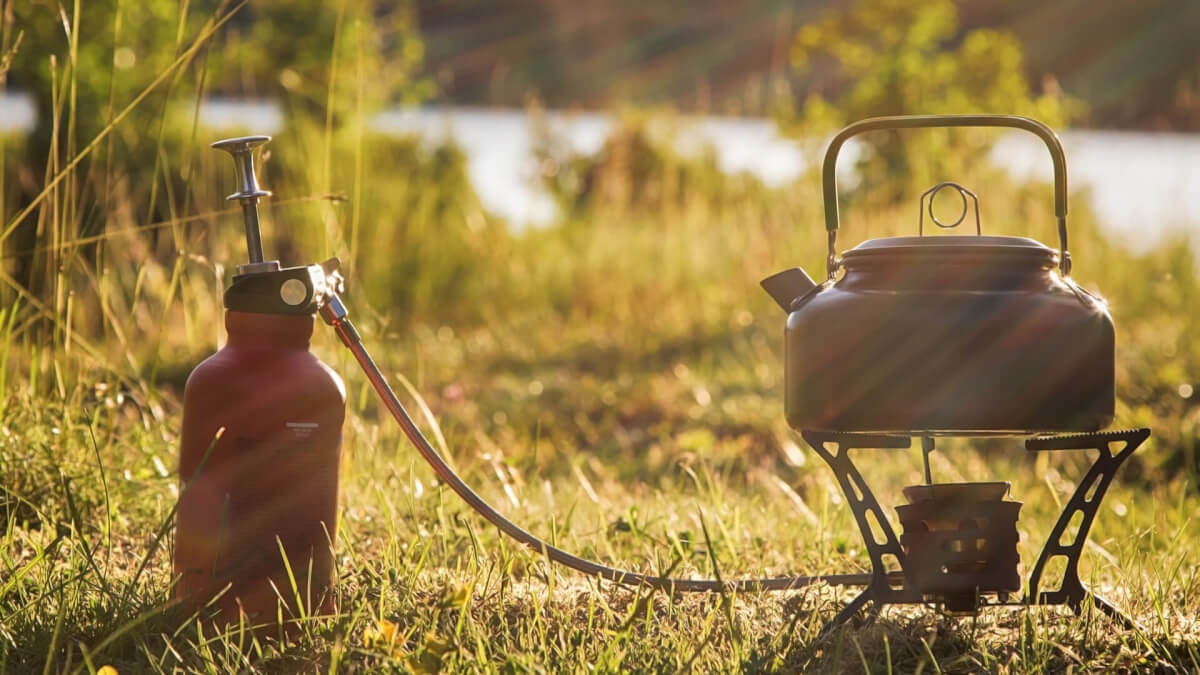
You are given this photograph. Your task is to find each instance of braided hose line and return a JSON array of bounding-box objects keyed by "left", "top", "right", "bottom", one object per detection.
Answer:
[{"left": 320, "top": 295, "right": 868, "bottom": 592}]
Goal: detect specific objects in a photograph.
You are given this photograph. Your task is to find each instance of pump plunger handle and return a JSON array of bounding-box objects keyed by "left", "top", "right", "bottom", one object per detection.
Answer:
[{"left": 212, "top": 135, "right": 273, "bottom": 265}]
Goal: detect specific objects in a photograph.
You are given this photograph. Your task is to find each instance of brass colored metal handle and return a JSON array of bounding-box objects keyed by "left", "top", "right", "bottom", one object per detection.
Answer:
[{"left": 820, "top": 115, "right": 1071, "bottom": 278}]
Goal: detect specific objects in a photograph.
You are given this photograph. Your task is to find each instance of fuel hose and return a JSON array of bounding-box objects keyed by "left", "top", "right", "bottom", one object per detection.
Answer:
[{"left": 320, "top": 294, "right": 868, "bottom": 593}]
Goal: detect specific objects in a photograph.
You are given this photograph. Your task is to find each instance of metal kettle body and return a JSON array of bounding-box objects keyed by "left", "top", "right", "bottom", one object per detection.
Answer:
[
  {"left": 763, "top": 115, "right": 1115, "bottom": 435},
  {"left": 782, "top": 238, "right": 1113, "bottom": 433}
]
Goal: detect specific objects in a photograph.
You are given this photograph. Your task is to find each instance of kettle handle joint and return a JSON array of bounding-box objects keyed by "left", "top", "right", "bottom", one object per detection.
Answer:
[{"left": 821, "top": 115, "right": 1071, "bottom": 278}]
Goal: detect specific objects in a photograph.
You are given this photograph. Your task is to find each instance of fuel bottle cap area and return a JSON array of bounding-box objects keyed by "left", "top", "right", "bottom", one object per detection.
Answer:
[
  {"left": 212, "top": 135, "right": 345, "bottom": 315},
  {"left": 224, "top": 258, "right": 344, "bottom": 315}
]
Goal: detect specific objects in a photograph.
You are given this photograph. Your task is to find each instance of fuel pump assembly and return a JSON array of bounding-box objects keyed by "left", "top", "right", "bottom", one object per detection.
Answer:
[{"left": 174, "top": 136, "right": 346, "bottom": 620}]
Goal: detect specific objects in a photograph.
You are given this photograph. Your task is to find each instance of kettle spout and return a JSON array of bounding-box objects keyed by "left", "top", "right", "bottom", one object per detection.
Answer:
[{"left": 760, "top": 267, "right": 817, "bottom": 313}]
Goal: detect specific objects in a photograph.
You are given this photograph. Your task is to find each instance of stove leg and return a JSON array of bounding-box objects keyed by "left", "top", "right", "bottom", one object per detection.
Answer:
[
  {"left": 802, "top": 431, "right": 915, "bottom": 637},
  {"left": 816, "top": 587, "right": 874, "bottom": 640},
  {"left": 864, "top": 598, "right": 883, "bottom": 626},
  {"left": 1085, "top": 588, "right": 1143, "bottom": 631},
  {"left": 1024, "top": 428, "right": 1149, "bottom": 629}
]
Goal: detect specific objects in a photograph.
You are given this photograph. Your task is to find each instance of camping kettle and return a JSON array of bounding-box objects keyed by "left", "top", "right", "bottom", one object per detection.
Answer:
[{"left": 761, "top": 115, "right": 1114, "bottom": 435}]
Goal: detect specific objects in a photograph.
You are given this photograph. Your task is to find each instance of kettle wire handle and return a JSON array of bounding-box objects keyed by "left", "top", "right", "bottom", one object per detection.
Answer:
[{"left": 821, "top": 114, "right": 1070, "bottom": 278}]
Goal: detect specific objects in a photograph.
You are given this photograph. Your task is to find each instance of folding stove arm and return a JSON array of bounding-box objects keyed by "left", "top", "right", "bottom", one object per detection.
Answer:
[
  {"left": 800, "top": 432, "right": 916, "bottom": 593},
  {"left": 1025, "top": 428, "right": 1151, "bottom": 628}
]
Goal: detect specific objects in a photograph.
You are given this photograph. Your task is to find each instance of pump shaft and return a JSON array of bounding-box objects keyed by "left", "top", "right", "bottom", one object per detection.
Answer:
[
  {"left": 240, "top": 201, "right": 265, "bottom": 264},
  {"left": 212, "top": 135, "right": 273, "bottom": 266}
]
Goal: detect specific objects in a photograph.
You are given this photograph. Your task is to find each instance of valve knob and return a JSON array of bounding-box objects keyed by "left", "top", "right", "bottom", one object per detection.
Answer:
[{"left": 212, "top": 135, "right": 274, "bottom": 268}]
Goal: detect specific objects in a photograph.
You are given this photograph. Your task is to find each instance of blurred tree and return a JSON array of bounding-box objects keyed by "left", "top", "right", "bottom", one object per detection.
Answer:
[
  {"left": 780, "top": 0, "right": 1074, "bottom": 202},
  {"left": 958, "top": 0, "right": 1200, "bottom": 132},
  {"left": 414, "top": 0, "right": 807, "bottom": 115},
  {"left": 204, "top": 0, "right": 432, "bottom": 118},
  {"left": 1163, "top": 62, "right": 1200, "bottom": 131},
  {"left": 3, "top": 0, "right": 430, "bottom": 154},
  {"left": 4, "top": 0, "right": 190, "bottom": 143},
  {"left": 3, "top": 0, "right": 208, "bottom": 299}
]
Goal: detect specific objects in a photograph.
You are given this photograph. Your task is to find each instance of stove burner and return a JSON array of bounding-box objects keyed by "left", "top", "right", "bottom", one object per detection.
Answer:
[{"left": 896, "top": 482, "right": 1021, "bottom": 613}]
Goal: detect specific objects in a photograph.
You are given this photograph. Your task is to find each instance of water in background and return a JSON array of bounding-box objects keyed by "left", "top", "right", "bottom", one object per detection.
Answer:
[
  {"left": 371, "top": 107, "right": 1200, "bottom": 252},
  {"left": 4, "top": 94, "right": 1198, "bottom": 249},
  {"left": 0, "top": 92, "right": 36, "bottom": 135}
]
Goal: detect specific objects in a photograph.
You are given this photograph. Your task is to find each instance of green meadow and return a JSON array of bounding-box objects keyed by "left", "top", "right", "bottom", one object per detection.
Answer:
[{"left": 1, "top": 1, "right": 1198, "bottom": 672}]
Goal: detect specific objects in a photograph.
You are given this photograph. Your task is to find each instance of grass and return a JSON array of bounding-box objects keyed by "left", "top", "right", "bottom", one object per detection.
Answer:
[
  {"left": 2, "top": 310, "right": 1199, "bottom": 671},
  {"left": 2, "top": 3, "right": 1200, "bottom": 672}
]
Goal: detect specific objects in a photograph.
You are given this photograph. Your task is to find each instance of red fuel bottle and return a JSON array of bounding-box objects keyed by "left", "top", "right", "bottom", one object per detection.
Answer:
[{"left": 174, "top": 136, "right": 346, "bottom": 622}]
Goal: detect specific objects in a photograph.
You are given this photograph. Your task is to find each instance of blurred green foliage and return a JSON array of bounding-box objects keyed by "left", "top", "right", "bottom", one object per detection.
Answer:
[
  {"left": 0, "top": 1, "right": 465, "bottom": 318},
  {"left": 536, "top": 110, "right": 777, "bottom": 224},
  {"left": 264, "top": 122, "right": 508, "bottom": 322},
  {"left": 781, "top": 0, "right": 1074, "bottom": 201},
  {"left": 5, "top": 0, "right": 188, "bottom": 139},
  {"left": 4, "top": 0, "right": 429, "bottom": 134},
  {"left": 204, "top": 0, "right": 432, "bottom": 115}
]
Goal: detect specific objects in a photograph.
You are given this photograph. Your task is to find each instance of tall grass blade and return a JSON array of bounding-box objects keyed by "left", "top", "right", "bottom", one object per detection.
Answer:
[{"left": 0, "top": 1, "right": 247, "bottom": 245}]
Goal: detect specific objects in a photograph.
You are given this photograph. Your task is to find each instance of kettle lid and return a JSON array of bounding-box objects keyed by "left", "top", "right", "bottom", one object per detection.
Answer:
[{"left": 841, "top": 235, "right": 1059, "bottom": 268}]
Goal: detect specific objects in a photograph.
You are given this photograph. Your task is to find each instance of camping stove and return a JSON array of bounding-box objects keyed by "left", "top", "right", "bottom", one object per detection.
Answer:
[{"left": 802, "top": 429, "right": 1149, "bottom": 634}]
